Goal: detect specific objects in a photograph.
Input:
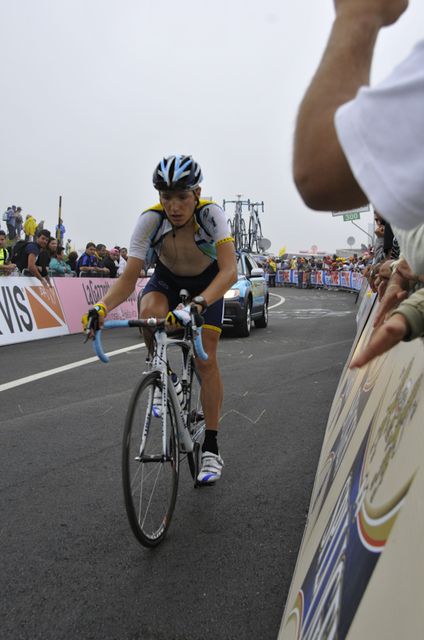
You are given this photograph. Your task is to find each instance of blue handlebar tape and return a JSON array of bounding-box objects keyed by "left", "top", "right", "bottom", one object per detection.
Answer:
[
  {"left": 194, "top": 327, "right": 208, "bottom": 361},
  {"left": 94, "top": 329, "right": 109, "bottom": 363},
  {"left": 103, "top": 320, "right": 130, "bottom": 329}
]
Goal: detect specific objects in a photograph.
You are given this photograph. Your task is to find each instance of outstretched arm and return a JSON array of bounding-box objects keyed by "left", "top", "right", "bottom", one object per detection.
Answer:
[{"left": 293, "top": 0, "right": 408, "bottom": 210}]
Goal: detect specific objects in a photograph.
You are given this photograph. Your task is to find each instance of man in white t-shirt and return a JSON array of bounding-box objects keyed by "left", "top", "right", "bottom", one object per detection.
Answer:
[{"left": 293, "top": 0, "right": 424, "bottom": 232}]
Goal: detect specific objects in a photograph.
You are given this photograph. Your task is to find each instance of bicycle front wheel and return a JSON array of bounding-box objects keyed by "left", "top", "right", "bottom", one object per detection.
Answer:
[{"left": 122, "top": 371, "right": 179, "bottom": 547}]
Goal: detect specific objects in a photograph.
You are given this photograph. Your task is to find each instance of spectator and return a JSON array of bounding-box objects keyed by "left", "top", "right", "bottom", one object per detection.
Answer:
[
  {"left": 0, "top": 230, "right": 16, "bottom": 275},
  {"left": 37, "top": 236, "right": 58, "bottom": 277},
  {"left": 56, "top": 221, "right": 66, "bottom": 244},
  {"left": 15, "top": 207, "right": 23, "bottom": 238},
  {"left": 293, "top": 1, "right": 423, "bottom": 232},
  {"left": 15, "top": 229, "right": 51, "bottom": 286},
  {"left": 373, "top": 212, "right": 386, "bottom": 264},
  {"left": 49, "top": 246, "right": 72, "bottom": 276},
  {"left": 77, "top": 242, "right": 109, "bottom": 277},
  {"left": 267, "top": 257, "right": 276, "bottom": 287},
  {"left": 65, "top": 239, "right": 72, "bottom": 255},
  {"left": 117, "top": 248, "right": 128, "bottom": 276},
  {"left": 67, "top": 251, "right": 78, "bottom": 272},
  {"left": 95, "top": 243, "right": 107, "bottom": 265},
  {"left": 5, "top": 206, "right": 17, "bottom": 241},
  {"left": 102, "top": 248, "right": 119, "bottom": 278},
  {"left": 23, "top": 214, "right": 37, "bottom": 241}
]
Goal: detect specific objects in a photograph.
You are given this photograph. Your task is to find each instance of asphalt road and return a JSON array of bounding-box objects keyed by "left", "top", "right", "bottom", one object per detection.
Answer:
[{"left": 0, "top": 287, "right": 357, "bottom": 640}]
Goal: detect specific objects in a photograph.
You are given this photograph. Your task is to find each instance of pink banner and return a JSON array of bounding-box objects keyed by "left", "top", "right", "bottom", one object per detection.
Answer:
[{"left": 53, "top": 277, "right": 148, "bottom": 333}]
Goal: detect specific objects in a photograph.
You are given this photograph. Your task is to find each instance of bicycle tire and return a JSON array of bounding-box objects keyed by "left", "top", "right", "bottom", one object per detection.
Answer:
[
  {"left": 186, "top": 362, "right": 205, "bottom": 483},
  {"left": 255, "top": 219, "right": 263, "bottom": 253},
  {"left": 240, "top": 218, "right": 248, "bottom": 250},
  {"left": 248, "top": 217, "right": 254, "bottom": 252},
  {"left": 122, "top": 371, "right": 179, "bottom": 547}
]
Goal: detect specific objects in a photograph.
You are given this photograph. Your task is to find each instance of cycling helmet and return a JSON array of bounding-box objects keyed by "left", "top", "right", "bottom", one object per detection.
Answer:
[{"left": 153, "top": 155, "right": 203, "bottom": 192}]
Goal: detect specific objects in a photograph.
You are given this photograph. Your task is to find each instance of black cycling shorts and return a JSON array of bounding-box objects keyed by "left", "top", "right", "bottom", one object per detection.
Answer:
[{"left": 142, "top": 260, "right": 224, "bottom": 333}]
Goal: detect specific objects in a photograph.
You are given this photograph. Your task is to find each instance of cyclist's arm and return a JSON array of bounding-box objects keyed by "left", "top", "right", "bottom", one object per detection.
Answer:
[
  {"left": 95, "top": 256, "right": 144, "bottom": 312},
  {"left": 198, "top": 241, "right": 237, "bottom": 307}
]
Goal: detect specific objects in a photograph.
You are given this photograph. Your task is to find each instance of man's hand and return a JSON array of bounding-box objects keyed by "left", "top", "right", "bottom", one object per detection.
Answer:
[
  {"left": 334, "top": 0, "right": 409, "bottom": 28},
  {"left": 373, "top": 282, "right": 408, "bottom": 327},
  {"left": 350, "top": 313, "right": 409, "bottom": 368},
  {"left": 373, "top": 258, "right": 416, "bottom": 327},
  {"left": 82, "top": 303, "right": 107, "bottom": 337},
  {"left": 166, "top": 304, "right": 191, "bottom": 328}
]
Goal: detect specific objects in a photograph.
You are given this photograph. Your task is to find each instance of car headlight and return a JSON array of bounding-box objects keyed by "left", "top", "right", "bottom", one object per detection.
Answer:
[{"left": 224, "top": 288, "right": 240, "bottom": 300}]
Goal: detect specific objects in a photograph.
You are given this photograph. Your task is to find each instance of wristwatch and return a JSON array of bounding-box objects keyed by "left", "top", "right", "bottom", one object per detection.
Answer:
[{"left": 192, "top": 296, "right": 207, "bottom": 312}]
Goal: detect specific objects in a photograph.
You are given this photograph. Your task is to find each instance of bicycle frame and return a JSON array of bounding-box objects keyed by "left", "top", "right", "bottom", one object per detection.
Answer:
[
  {"left": 92, "top": 316, "right": 207, "bottom": 457},
  {"left": 149, "top": 327, "right": 196, "bottom": 455}
]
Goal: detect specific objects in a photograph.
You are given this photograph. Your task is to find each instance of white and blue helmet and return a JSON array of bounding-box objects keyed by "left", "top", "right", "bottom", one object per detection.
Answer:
[{"left": 153, "top": 155, "right": 203, "bottom": 192}]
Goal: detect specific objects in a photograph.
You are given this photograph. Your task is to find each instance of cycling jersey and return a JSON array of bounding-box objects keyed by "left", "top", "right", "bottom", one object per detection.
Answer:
[{"left": 128, "top": 200, "right": 233, "bottom": 263}]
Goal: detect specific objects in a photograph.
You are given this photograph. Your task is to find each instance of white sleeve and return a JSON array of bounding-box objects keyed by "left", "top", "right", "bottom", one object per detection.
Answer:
[
  {"left": 335, "top": 40, "right": 424, "bottom": 231},
  {"left": 392, "top": 223, "right": 424, "bottom": 276},
  {"left": 128, "top": 210, "right": 162, "bottom": 261},
  {"left": 199, "top": 203, "right": 233, "bottom": 244}
]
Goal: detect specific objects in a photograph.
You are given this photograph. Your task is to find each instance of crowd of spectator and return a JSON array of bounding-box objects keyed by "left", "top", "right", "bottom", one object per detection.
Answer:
[
  {"left": 0, "top": 205, "right": 131, "bottom": 284},
  {"left": 255, "top": 250, "right": 374, "bottom": 289}
]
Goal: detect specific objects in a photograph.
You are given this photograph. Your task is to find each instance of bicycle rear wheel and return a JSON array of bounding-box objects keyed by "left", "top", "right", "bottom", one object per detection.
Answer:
[{"left": 122, "top": 371, "right": 179, "bottom": 547}]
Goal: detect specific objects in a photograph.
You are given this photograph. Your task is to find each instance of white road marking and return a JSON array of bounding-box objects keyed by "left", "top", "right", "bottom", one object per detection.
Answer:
[
  {"left": 2, "top": 293, "right": 285, "bottom": 394},
  {"left": 0, "top": 343, "right": 145, "bottom": 393},
  {"left": 268, "top": 293, "right": 285, "bottom": 310}
]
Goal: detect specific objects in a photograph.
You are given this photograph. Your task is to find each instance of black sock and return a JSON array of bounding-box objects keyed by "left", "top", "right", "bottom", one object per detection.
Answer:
[{"left": 202, "top": 430, "right": 218, "bottom": 455}]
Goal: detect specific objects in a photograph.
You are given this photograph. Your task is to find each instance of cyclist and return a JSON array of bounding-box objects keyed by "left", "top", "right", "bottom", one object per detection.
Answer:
[{"left": 84, "top": 155, "right": 237, "bottom": 484}]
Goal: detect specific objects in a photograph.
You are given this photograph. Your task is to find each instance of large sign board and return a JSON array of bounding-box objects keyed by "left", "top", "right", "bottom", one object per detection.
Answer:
[
  {"left": 0, "top": 276, "right": 149, "bottom": 345},
  {"left": 279, "top": 299, "right": 424, "bottom": 639},
  {"left": 0, "top": 276, "right": 69, "bottom": 345}
]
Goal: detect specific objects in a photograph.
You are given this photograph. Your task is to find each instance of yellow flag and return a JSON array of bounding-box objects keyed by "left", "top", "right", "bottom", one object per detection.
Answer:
[{"left": 278, "top": 246, "right": 286, "bottom": 257}]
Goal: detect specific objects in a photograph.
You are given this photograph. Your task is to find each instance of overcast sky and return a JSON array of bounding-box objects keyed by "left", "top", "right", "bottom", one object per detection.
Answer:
[{"left": 2, "top": 0, "right": 423, "bottom": 254}]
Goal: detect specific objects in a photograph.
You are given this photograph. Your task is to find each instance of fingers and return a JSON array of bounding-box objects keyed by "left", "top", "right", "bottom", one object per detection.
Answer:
[
  {"left": 373, "top": 286, "right": 407, "bottom": 328},
  {"left": 377, "top": 279, "right": 388, "bottom": 301},
  {"left": 350, "top": 315, "right": 408, "bottom": 369}
]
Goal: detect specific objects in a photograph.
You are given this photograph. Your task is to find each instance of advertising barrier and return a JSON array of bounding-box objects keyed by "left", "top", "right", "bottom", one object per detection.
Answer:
[
  {"left": 0, "top": 276, "right": 149, "bottom": 345},
  {"left": 278, "top": 297, "right": 424, "bottom": 639},
  {"left": 54, "top": 277, "right": 148, "bottom": 333},
  {"left": 0, "top": 276, "right": 69, "bottom": 345},
  {"left": 275, "top": 270, "right": 363, "bottom": 291}
]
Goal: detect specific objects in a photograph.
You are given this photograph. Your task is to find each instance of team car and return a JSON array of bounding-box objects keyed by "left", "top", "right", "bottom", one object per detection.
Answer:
[{"left": 223, "top": 251, "right": 269, "bottom": 337}]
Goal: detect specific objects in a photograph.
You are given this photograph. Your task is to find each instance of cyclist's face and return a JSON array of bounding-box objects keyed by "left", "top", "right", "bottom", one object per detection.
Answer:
[{"left": 160, "top": 189, "right": 200, "bottom": 227}]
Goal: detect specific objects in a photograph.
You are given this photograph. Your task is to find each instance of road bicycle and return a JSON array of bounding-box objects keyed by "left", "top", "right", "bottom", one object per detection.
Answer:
[
  {"left": 91, "top": 295, "right": 208, "bottom": 548},
  {"left": 248, "top": 201, "right": 264, "bottom": 253},
  {"left": 223, "top": 196, "right": 250, "bottom": 251}
]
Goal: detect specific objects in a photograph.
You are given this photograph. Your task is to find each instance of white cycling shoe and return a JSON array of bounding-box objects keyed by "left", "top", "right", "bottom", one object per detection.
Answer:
[{"left": 197, "top": 451, "right": 224, "bottom": 484}]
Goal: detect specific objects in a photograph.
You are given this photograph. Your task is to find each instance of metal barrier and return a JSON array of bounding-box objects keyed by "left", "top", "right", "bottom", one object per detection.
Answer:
[{"left": 271, "top": 269, "right": 363, "bottom": 292}]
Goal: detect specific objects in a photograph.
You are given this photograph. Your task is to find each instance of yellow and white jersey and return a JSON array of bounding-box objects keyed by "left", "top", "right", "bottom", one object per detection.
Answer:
[{"left": 128, "top": 199, "right": 233, "bottom": 262}]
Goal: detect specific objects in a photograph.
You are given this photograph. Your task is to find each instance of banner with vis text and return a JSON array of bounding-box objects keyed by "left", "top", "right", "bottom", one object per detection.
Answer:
[{"left": 0, "top": 276, "right": 69, "bottom": 345}]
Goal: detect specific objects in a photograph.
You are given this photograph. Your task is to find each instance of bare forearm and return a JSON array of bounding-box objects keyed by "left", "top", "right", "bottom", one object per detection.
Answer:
[{"left": 294, "top": 13, "right": 381, "bottom": 209}]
